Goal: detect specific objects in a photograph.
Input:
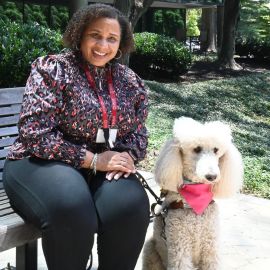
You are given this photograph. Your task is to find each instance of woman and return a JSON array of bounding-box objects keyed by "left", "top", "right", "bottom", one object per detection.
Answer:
[{"left": 3, "top": 4, "right": 149, "bottom": 270}]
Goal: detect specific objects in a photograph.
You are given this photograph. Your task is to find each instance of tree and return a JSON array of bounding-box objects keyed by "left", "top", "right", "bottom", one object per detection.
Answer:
[
  {"left": 218, "top": 0, "right": 242, "bottom": 70},
  {"left": 113, "top": 0, "right": 154, "bottom": 30},
  {"left": 200, "top": 8, "right": 217, "bottom": 52},
  {"left": 238, "top": 0, "right": 270, "bottom": 40},
  {"left": 186, "top": 9, "right": 200, "bottom": 37},
  {"left": 154, "top": 9, "right": 185, "bottom": 38}
]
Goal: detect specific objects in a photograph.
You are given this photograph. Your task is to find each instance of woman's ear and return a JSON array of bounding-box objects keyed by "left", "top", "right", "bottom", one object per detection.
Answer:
[{"left": 154, "top": 138, "right": 183, "bottom": 192}]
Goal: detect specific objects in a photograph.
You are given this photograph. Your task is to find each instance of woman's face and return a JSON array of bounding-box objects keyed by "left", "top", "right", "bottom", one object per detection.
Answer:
[{"left": 80, "top": 17, "right": 121, "bottom": 67}]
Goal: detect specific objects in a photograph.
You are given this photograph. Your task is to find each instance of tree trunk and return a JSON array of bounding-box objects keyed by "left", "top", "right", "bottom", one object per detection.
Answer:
[
  {"left": 216, "top": 5, "right": 224, "bottom": 51},
  {"left": 113, "top": 0, "right": 154, "bottom": 30},
  {"left": 113, "top": 0, "right": 154, "bottom": 65},
  {"left": 218, "top": 0, "right": 242, "bottom": 70},
  {"left": 200, "top": 8, "right": 217, "bottom": 52}
]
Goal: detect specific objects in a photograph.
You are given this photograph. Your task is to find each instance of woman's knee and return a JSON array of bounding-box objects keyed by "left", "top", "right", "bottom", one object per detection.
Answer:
[{"left": 93, "top": 175, "right": 150, "bottom": 229}]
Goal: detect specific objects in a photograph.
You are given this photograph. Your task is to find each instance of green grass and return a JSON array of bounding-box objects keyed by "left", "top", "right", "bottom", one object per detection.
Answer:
[{"left": 142, "top": 71, "right": 270, "bottom": 199}]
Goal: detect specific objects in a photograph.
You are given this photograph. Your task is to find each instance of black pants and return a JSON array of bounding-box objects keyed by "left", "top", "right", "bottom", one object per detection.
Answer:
[{"left": 3, "top": 157, "right": 149, "bottom": 270}]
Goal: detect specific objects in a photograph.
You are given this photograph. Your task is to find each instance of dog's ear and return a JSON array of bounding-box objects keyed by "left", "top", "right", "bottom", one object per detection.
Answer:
[
  {"left": 213, "top": 143, "right": 244, "bottom": 198},
  {"left": 154, "top": 138, "right": 183, "bottom": 192}
]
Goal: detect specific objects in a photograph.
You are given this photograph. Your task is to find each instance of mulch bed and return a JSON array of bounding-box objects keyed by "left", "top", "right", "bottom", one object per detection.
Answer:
[{"left": 180, "top": 58, "right": 270, "bottom": 83}]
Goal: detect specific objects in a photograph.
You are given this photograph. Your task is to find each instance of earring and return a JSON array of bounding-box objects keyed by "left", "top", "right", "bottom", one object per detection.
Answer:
[{"left": 115, "top": 49, "right": 122, "bottom": 60}]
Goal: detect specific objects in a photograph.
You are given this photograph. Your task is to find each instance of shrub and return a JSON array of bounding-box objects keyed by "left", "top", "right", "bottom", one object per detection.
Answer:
[
  {"left": 235, "top": 36, "right": 270, "bottom": 61},
  {"left": 130, "top": 32, "right": 192, "bottom": 79},
  {"left": 0, "top": 19, "right": 63, "bottom": 87}
]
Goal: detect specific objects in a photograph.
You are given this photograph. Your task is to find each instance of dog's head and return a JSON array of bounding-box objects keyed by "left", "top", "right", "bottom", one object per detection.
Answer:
[{"left": 154, "top": 117, "right": 243, "bottom": 198}]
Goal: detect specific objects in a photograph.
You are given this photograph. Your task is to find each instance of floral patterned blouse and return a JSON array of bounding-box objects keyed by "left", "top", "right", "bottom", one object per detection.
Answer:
[{"left": 7, "top": 50, "right": 148, "bottom": 168}]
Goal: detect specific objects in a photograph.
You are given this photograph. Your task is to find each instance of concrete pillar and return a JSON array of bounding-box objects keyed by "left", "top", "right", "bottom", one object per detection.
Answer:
[{"left": 69, "top": 0, "right": 88, "bottom": 17}]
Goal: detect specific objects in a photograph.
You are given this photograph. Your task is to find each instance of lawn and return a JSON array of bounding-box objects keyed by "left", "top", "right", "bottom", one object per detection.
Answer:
[{"left": 141, "top": 71, "right": 270, "bottom": 199}]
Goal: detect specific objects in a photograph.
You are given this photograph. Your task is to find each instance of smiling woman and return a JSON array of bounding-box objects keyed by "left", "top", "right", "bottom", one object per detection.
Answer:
[{"left": 3, "top": 3, "right": 149, "bottom": 270}]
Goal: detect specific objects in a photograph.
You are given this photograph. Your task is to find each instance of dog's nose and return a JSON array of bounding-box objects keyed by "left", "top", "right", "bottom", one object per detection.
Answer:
[{"left": 205, "top": 174, "right": 217, "bottom": 181}]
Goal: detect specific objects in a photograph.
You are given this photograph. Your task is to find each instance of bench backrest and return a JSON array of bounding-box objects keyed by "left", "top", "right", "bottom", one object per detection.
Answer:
[{"left": 0, "top": 87, "right": 25, "bottom": 189}]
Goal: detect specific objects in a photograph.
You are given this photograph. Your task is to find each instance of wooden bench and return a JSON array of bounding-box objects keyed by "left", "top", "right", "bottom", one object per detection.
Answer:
[{"left": 0, "top": 87, "right": 40, "bottom": 270}]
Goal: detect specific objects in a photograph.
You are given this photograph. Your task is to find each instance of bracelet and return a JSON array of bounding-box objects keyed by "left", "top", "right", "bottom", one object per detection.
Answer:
[
  {"left": 90, "top": 153, "right": 98, "bottom": 175},
  {"left": 128, "top": 150, "right": 137, "bottom": 162}
]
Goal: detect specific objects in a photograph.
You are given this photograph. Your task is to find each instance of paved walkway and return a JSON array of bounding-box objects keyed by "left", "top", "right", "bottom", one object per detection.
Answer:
[{"left": 1, "top": 171, "right": 270, "bottom": 270}]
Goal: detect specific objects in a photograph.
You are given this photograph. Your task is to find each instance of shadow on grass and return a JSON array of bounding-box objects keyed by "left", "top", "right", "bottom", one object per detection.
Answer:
[{"left": 144, "top": 68, "right": 270, "bottom": 198}]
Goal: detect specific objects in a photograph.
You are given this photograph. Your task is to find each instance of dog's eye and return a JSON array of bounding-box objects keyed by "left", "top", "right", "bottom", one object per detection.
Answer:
[
  {"left": 213, "top": 147, "right": 219, "bottom": 154},
  {"left": 193, "top": 146, "right": 202, "bottom": 153}
]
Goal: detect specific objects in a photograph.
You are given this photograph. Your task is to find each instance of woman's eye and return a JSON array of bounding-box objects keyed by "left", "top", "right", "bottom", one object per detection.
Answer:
[
  {"left": 193, "top": 146, "right": 202, "bottom": 154},
  {"left": 91, "top": 33, "right": 100, "bottom": 38},
  {"left": 85, "top": 33, "right": 99, "bottom": 39},
  {"left": 108, "top": 37, "right": 117, "bottom": 42}
]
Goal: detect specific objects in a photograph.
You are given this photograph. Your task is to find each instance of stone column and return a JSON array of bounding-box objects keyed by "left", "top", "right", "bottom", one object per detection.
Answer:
[{"left": 69, "top": 0, "right": 88, "bottom": 17}]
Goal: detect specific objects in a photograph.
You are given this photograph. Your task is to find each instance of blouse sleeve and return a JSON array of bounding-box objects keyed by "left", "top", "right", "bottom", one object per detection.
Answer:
[
  {"left": 18, "top": 55, "right": 86, "bottom": 168},
  {"left": 114, "top": 72, "right": 148, "bottom": 162}
]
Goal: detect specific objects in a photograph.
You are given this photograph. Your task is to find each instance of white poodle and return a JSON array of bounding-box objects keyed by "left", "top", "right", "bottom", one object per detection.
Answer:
[{"left": 143, "top": 117, "right": 243, "bottom": 270}]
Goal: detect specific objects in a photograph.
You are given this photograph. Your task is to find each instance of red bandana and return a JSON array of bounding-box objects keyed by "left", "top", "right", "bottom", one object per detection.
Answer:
[{"left": 178, "top": 183, "right": 213, "bottom": 215}]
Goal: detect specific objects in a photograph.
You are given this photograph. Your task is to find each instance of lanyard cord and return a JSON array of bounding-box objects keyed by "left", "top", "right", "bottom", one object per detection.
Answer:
[{"left": 83, "top": 64, "right": 117, "bottom": 129}]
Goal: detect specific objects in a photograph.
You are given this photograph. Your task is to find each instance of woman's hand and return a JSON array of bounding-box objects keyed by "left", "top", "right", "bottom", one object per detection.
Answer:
[{"left": 96, "top": 151, "right": 136, "bottom": 179}]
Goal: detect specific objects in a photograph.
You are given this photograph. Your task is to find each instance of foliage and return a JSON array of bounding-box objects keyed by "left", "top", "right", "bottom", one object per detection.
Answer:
[
  {"left": 0, "top": 0, "right": 69, "bottom": 32},
  {"left": 238, "top": 0, "right": 270, "bottom": 40},
  {"left": 186, "top": 9, "right": 201, "bottom": 37},
  {"left": 142, "top": 72, "right": 270, "bottom": 199},
  {"left": 0, "top": 19, "right": 63, "bottom": 87},
  {"left": 153, "top": 9, "right": 185, "bottom": 38},
  {"left": 235, "top": 36, "right": 270, "bottom": 60},
  {"left": 130, "top": 32, "right": 192, "bottom": 79}
]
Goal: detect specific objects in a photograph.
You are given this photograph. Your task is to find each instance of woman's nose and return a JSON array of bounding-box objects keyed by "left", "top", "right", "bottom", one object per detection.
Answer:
[{"left": 96, "top": 39, "right": 108, "bottom": 47}]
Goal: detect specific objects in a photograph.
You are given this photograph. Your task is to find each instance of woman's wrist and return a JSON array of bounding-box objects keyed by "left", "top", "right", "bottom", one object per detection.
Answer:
[{"left": 82, "top": 150, "right": 94, "bottom": 169}]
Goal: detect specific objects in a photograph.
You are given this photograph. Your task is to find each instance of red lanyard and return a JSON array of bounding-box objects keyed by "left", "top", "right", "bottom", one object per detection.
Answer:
[{"left": 83, "top": 64, "right": 117, "bottom": 129}]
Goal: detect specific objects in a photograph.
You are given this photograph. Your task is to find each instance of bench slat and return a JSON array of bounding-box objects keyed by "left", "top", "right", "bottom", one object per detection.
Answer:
[
  {"left": 0, "top": 149, "right": 9, "bottom": 159},
  {"left": 0, "top": 207, "right": 14, "bottom": 216},
  {"left": 0, "top": 136, "right": 17, "bottom": 148},
  {"left": 0, "top": 115, "right": 20, "bottom": 127},
  {"left": 0, "top": 191, "right": 7, "bottom": 197},
  {"left": 0, "top": 126, "right": 18, "bottom": 137},
  {"left": 0, "top": 88, "right": 24, "bottom": 106},
  {"left": 0, "top": 199, "right": 9, "bottom": 205},
  {"left": 0, "top": 202, "right": 10, "bottom": 208},
  {"left": 0, "top": 159, "right": 5, "bottom": 170},
  {"left": 0, "top": 104, "right": 21, "bottom": 116}
]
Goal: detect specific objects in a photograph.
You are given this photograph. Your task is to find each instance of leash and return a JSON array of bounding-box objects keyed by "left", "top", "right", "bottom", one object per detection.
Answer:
[
  {"left": 135, "top": 171, "right": 164, "bottom": 219},
  {"left": 135, "top": 171, "right": 168, "bottom": 240}
]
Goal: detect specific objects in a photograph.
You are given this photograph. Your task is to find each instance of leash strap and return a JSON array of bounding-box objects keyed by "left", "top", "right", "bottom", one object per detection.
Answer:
[{"left": 135, "top": 171, "right": 164, "bottom": 218}]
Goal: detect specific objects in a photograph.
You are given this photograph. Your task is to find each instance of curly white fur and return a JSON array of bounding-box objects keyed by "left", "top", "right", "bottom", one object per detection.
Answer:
[{"left": 143, "top": 117, "right": 243, "bottom": 270}]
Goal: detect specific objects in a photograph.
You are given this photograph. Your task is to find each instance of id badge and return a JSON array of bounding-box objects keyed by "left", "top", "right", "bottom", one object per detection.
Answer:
[{"left": 96, "top": 128, "right": 118, "bottom": 148}]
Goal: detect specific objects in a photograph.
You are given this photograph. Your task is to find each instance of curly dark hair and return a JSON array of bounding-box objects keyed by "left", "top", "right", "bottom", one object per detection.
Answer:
[{"left": 63, "top": 4, "right": 135, "bottom": 56}]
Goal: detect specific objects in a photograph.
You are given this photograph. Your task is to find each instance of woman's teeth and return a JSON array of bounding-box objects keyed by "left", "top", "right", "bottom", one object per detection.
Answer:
[{"left": 94, "top": 51, "right": 106, "bottom": 56}]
